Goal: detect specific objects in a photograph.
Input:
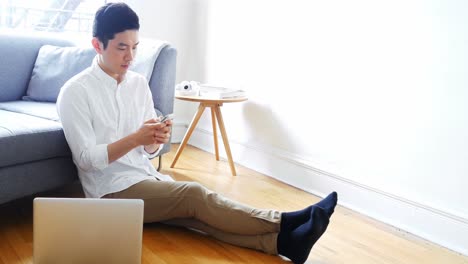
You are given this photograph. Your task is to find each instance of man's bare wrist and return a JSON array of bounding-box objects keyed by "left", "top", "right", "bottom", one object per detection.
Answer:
[
  {"left": 144, "top": 144, "right": 160, "bottom": 154},
  {"left": 129, "top": 133, "right": 141, "bottom": 148}
]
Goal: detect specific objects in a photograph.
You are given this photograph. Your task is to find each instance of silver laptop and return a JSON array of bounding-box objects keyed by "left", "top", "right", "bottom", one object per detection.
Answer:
[{"left": 33, "top": 197, "right": 144, "bottom": 264}]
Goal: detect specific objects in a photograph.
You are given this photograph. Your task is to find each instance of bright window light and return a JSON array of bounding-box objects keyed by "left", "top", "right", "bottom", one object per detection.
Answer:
[{"left": 0, "top": 0, "right": 125, "bottom": 34}]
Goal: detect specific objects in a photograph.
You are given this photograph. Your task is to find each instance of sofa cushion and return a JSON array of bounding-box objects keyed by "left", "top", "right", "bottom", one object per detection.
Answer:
[
  {"left": 0, "top": 101, "right": 59, "bottom": 121},
  {"left": 0, "top": 110, "right": 71, "bottom": 167},
  {"left": 23, "top": 45, "right": 96, "bottom": 102},
  {"left": 0, "top": 31, "right": 77, "bottom": 102},
  {"left": 0, "top": 157, "right": 78, "bottom": 204}
]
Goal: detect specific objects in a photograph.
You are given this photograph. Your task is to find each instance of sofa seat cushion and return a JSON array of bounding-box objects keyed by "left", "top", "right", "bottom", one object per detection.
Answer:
[
  {"left": 0, "top": 101, "right": 59, "bottom": 121},
  {"left": 0, "top": 110, "right": 71, "bottom": 167}
]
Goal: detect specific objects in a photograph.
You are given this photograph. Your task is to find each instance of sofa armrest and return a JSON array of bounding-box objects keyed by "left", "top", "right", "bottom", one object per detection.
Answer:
[{"left": 148, "top": 44, "right": 177, "bottom": 156}]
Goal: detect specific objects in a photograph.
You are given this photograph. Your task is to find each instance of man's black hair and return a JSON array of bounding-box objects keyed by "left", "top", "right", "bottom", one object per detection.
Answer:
[{"left": 93, "top": 2, "right": 140, "bottom": 49}]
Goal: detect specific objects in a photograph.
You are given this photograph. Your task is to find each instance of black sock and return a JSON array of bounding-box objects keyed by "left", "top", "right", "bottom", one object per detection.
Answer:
[
  {"left": 277, "top": 207, "right": 330, "bottom": 264},
  {"left": 313, "top": 191, "right": 338, "bottom": 218},
  {"left": 280, "top": 205, "right": 314, "bottom": 232},
  {"left": 280, "top": 191, "right": 338, "bottom": 232}
]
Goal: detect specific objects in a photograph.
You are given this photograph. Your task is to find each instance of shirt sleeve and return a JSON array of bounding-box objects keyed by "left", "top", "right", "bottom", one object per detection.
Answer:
[
  {"left": 143, "top": 144, "right": 163, "bottom": 159},
  {"left": 57, "top": 82, "right": 109, "bottom": 172}
]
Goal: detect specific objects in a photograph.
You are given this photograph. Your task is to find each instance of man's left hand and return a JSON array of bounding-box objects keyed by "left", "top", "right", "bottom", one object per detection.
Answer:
[{"left": 154, "top": 119, "right": 172, "bottom": 144}]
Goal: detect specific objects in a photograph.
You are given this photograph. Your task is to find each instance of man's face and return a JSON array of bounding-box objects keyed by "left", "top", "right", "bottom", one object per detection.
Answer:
[{"left": 96, "top": 29, "right": 139, "bottom": 81}]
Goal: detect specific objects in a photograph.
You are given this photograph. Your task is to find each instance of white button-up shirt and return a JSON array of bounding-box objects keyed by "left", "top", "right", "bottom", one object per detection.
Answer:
[{"left": 57, "top": 57, "right": 173, "bottom": 198}]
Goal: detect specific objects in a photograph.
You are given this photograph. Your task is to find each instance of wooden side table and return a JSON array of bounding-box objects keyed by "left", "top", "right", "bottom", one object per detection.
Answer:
[{"left": 170, "top": 95, "right": 248, "bottom": 176}]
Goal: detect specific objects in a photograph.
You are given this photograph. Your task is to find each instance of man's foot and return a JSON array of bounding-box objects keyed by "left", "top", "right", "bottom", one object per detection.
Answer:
[
  {"left": 280, "top": 191, "right": 338, "bottom": 232},
  {"left": 277, "top": 207, "right": 330, "bottom": 264},
  {"left": 280, "top": 205, "right": 314, "bottom": 232},
  {"left": 313, "top": 191, "right": 338, "bottom": 218}
]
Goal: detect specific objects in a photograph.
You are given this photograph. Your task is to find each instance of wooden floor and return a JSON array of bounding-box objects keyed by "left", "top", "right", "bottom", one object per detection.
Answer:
[{"left": 1, "top": 144, "right": 467, "bottom": 264}]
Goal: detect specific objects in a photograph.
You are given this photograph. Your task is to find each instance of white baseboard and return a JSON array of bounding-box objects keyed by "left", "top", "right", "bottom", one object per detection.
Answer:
[{"left": 184, "top": 126, "right": 468, "bottom": 256}]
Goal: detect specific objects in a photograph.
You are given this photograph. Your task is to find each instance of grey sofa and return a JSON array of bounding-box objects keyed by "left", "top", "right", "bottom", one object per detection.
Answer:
[{"left": 0, "top": 32, "right": 176, "bottom": 204}]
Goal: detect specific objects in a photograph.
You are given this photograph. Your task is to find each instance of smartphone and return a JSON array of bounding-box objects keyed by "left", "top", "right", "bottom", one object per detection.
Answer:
[{"left": 159, "top": 113, "right": 174, "bottom": 123}]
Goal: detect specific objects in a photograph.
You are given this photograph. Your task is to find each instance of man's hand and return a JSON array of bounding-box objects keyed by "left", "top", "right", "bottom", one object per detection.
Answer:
[
  {"left": 136, "top": 118, "right": 172, "bottom": 146},
  {"left": 153, "top": 117, "right": 173, "bottom": 145},
  {"left": 134, "top": 119, "right": 161, "bottom": 146},
  {"left": 107, "top": 118, "right": 173, "bottom": 164}
]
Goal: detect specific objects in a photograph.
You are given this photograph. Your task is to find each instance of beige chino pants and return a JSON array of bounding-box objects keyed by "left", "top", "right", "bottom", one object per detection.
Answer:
[{"left": 104, "top": 180, "right": 281, "bottom": 254}]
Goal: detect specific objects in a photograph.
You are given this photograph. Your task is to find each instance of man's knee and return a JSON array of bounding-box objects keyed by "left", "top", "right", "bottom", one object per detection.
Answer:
[{"left": 183, "top": 182, "right": 208, "bottom": 197}]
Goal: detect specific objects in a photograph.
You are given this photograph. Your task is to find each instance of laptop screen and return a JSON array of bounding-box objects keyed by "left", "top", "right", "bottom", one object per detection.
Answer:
[{"left": 33, "top": 197, "right": 144, "bottom": 264}]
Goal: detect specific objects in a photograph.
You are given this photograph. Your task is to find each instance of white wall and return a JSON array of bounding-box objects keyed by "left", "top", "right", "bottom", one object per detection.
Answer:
[
  {"left": 130, "top": 0, "right": 468, "bottom": 255},
  {"left": 203, "top": 0, "right": 468, "bottom": 217}
]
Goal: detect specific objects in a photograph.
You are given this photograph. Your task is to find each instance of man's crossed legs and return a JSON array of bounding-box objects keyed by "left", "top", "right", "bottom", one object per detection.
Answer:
[{"left": 104, "top": 180, "right": 338, "bottom": 264}]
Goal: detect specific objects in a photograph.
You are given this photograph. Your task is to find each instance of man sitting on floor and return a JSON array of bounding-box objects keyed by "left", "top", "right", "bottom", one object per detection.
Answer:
[{"left": 57, "top": 3, "right": 338, "bottom": 264}]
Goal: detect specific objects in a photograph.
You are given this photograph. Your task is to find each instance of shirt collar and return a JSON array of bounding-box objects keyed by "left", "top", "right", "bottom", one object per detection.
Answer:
[{"left": 91, "top": 56, "right": 127, "bottom": 87}]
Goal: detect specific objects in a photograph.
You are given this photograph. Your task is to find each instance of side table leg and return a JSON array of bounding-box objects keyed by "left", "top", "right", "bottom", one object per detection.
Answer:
[
  {"left": 214, "top": 105, "right": 237, "bottom": 176},
  {"left": 211, "top": 107, "right": 219, "bottom": 161},
  {"left": 171, "top": 104, "right": 206, "bottom": 168}
]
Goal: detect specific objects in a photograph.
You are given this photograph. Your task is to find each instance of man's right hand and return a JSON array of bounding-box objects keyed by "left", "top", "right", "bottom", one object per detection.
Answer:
[
  {"left": 134, "top": 118, "right": 167, "bottom": 146},
  {"left": 108, "top": 118, "right": 168, "bottom": 164}
]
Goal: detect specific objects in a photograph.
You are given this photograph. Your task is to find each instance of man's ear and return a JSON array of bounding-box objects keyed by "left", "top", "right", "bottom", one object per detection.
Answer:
[{"left": 91, "top": 38, "right": 104, "bottom": 54}]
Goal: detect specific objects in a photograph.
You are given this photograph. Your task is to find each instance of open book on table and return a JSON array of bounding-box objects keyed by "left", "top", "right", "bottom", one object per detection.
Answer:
[{"left": 198, "top": 84, "right": 246, "bottom": 99}]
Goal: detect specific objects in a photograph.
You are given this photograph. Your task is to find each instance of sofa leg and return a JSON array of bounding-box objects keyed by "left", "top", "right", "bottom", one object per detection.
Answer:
[{"left": 157, "top": 155, "right": 162, "bottom": 171}]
